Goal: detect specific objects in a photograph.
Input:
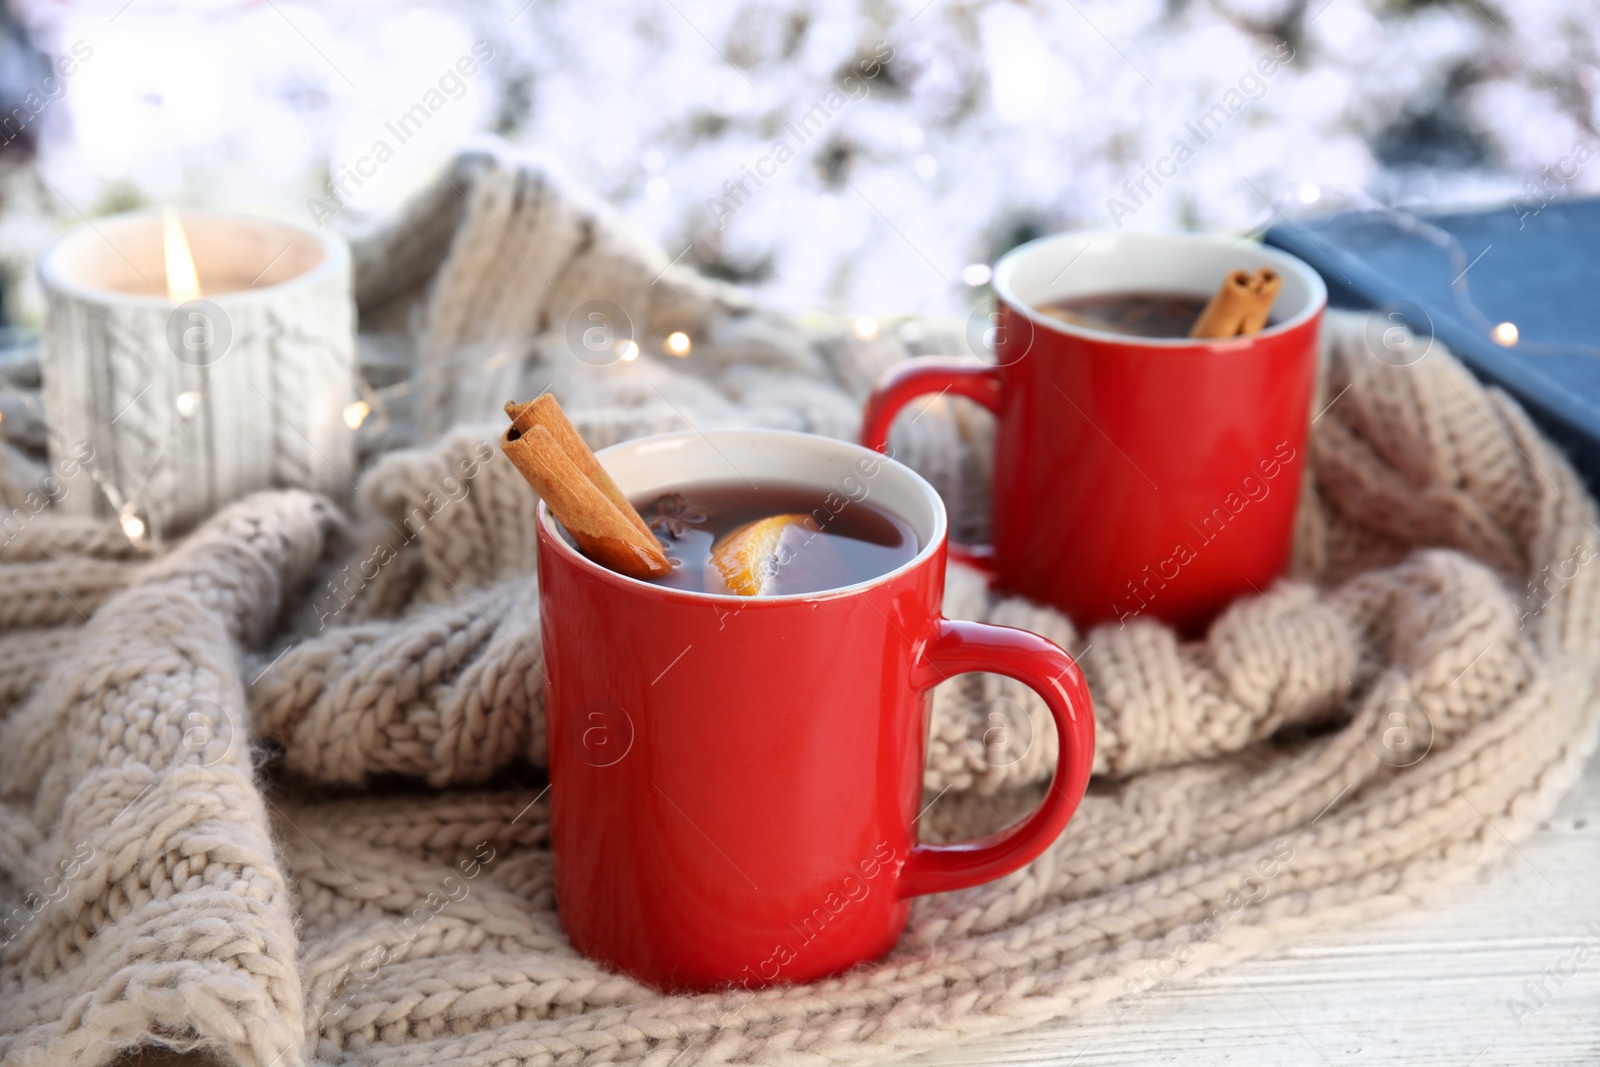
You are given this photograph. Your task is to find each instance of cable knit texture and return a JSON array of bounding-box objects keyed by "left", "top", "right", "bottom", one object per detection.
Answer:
[{"left": 2, "top": 149, "right": 1599, "bottom": 1066}]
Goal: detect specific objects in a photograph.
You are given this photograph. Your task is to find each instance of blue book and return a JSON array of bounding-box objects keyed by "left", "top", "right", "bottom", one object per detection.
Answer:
[{"left": 1265, "top": 198, "right": 1600, "bottom": 493}]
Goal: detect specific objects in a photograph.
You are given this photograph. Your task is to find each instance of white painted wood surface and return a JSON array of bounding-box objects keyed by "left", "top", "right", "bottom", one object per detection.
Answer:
[{"left": 894, "top": 751, "right": 1600, "bottom": 1067}]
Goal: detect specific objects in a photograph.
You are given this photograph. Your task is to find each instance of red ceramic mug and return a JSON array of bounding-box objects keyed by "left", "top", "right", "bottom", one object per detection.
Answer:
[
  {"left": 862, "top": 231, "right": 1326, "bottom": 634},
  {"left": 537, "top": 429, "right": 1095, "bottom": 992}
]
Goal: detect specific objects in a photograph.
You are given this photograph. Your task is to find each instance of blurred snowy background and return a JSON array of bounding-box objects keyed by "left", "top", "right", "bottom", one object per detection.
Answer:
[{"left": 0, "top": 0, "right": 1597, "bottom": 324}]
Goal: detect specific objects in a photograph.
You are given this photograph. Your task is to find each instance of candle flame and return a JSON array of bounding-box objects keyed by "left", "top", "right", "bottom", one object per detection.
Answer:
[{"left": 163, "top": 209, "right": 202, "bottom": 302}]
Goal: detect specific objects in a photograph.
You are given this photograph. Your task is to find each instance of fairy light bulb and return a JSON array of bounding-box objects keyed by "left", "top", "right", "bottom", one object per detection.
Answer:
[
  {"left": 1492, "top": 322, "right": 1519, "bottom": 346},
  {"left": 343, "top": 400, "right": 371, "bottom": 430},
  {"left": 616, "top": 340, "right": 640, "bottom": 362},
  {"left": 175, "top": 391, "right": 201, "bottom": 418},
  {"left": 853, "top": 316, "right": 879, "bottom": 340},
  {"left": 665, "top": 331, "right": 691, "bottom": 356}
]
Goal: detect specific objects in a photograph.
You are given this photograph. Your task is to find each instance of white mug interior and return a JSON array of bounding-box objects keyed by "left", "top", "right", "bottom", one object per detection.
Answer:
[
  {"left": 992, "top": 230, "right": 1328, "bottom": 347},
  {"left": 538, "top": 429, "right": 948, "bottom": 601}
]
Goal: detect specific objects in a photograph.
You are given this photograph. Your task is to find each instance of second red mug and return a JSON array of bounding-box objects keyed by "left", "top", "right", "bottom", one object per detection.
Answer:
[
  {"left": 538, "top": 430, "right": 1095, "bottom": 992},
  {"left": 862, "top": 231, "right": 1326, "bottom": 634}
]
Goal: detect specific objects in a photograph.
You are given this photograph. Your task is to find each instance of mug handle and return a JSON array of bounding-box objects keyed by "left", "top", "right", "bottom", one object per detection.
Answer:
[
  {"left": 898, "top": 618, "right": 1095, "bottom": 898},
  {"left": 860, "top": 357, "right": 1001, "bottom": 574}
]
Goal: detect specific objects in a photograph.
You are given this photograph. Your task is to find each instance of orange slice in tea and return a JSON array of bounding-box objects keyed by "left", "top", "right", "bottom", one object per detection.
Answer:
[{"left": 710, "top": 513, "right": 816, "bottom": 596}]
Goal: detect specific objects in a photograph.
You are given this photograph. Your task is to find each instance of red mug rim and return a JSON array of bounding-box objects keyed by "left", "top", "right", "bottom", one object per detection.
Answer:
[
  {"left": 536, "top": 428, "right": 949, "bottom": 606},
  {"left": 991, "top": 229, "right": 1328, "bottom": 351}
]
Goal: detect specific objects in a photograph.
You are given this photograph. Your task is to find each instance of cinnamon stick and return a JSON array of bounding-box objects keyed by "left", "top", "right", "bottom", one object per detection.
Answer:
[
  {"left": 1189, "top": 267, "right": 1281, "bottom": 339},
  {"left": 1236, "top": 268, "right": 1281, "bottom": 334},
  {"left": 501, "top": 397, "right": 670, "bottom": 580},
  {"left": 504, "top": 396, "right": 656, "bottom": 543}
]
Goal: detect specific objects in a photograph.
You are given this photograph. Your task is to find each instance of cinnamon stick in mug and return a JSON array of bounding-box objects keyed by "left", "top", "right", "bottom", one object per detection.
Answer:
[
  {"left": 1237, "top": 268, "right": 1281, "bottom": 334},
  {"left": 501, "top": 396, "right": 670, "bottom": 580},
  {"left": 505, "top": 396, "right": 657, "bottom": 543},
  {"left": 1189, "top": 267, "right": 1281, "bottom": 338}
]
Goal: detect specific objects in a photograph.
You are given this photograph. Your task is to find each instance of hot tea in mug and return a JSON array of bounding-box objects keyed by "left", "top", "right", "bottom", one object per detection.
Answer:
[
  {"left": 531, "top": 429, "right": 1096, "bottom": 992},
  {"left": 862, "top": 231, "right": 1326, "bottom": 633},
  {"left": 634, "top": 483, "right": 919, "bottom": 596}
]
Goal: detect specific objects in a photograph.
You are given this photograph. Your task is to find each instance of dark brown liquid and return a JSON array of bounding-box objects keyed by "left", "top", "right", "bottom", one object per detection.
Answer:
[
  {"left": 633, "top": 482, "right": 919, "bottom": 596},
  {"left": 1037, "top": 291, "right": 1211, "bottom": 338}
]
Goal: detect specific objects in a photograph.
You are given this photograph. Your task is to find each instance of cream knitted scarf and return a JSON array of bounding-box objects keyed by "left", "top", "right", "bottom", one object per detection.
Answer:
[{"left": 1, "top": 148, "right": 1597, "bottom": 1066}]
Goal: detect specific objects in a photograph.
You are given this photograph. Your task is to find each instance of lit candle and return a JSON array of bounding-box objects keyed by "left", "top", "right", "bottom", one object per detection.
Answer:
[
  {"left": 38, "top": 209, "right": 356, "bottom": 537},
  {"left": 162, "top": 208, "right": 202, "bottom": 303}
]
